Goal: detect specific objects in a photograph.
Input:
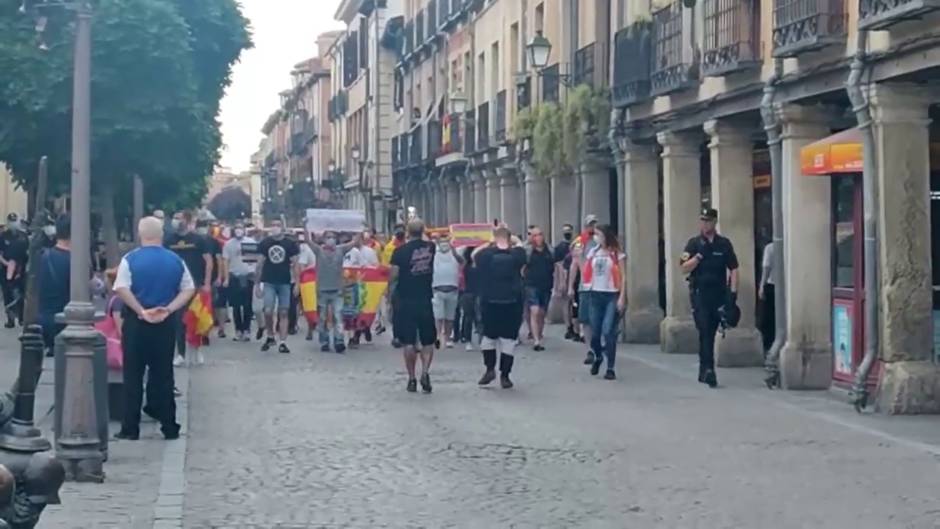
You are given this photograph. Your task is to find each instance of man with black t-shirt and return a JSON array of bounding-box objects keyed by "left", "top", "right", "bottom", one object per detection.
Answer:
[
  {"left": 165, "top": 211, "right": 213, "bottom": 366},
  {"left": 554, "top": 223, "right": 576, "bottom": 339},
  {"left": 524, "top": 226, "right": 555, "bottom": 351},
  {"left": 473, "top": 225, "right": 527, "bottom": 389},
  {"left": 389, "top": 219, "right": 437, "bottom": 394},
  {"left": 254, "top": 219, "right": 300, "bottom": 354}
]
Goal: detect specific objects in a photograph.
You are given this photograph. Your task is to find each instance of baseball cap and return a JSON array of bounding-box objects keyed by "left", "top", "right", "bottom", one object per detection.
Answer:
[
  {"left": 6, "top": 213, "right": 17, "bottom": 223},
  {"left": 584, "top": 214, "right": 598, "bottom": 226}
]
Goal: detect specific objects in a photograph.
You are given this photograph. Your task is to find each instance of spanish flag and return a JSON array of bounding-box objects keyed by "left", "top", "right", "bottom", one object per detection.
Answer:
[
  {"left": 183, "top": 290, "right": 214, "bottom": 347},
  {"left": 341, "top": 266, "right": 389, "bottom": 329},
  {"left": 299, "top": 268, "right": 318, "bottom": 325},
  {"left": 450, "top": 223, "right": 493, "bottom": 247}
]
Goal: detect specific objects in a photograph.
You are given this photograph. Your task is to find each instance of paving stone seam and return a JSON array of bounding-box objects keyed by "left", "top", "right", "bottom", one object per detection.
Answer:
[{"left": 151, "top": 369, "right": 189, "bottom": 529}]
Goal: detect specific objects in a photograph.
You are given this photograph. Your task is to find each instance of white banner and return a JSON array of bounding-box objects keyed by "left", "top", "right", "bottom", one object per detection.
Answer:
[{"left": 305, "top": 209, "right": 366, "bottom": 234}]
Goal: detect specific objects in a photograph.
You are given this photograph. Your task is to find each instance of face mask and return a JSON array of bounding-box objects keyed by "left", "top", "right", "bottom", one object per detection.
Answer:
[
  {"left": 8, "top": 221, "right": 21, "bottom": 232},
  {"left": 395, "top": 231, "right": 404, "bottom": 241},
  {"left": 234, "top": 229, "right": 245, "bottom": 239},
  {"left": 196, "top": 227, "right": 209, "bottom": 236},
  {"left": 43, "top": 225, "right": 56, "bottom": 238},
  {"left": 594, "top": 234, "right": 604, "bottom": 246},
  {"left": 363, "top": 232, "right": 372, "bottom": 241},
  {"left": 440, "top": 243, "right": 451, "bottom": 253},
  {"left": 270, "top": 227, "right": 283, "bottom": 237},
  {"left": 325, "top": 237, "right": 336, "bottom": 248},
  {"left": 171, "top": 219, "right": 183, "bottom": 231},
  {"left": 563, "top": 232, "right": 573, "bottom": 241}
]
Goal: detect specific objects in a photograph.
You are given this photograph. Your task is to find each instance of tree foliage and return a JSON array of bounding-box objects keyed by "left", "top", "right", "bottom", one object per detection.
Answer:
[
  {"left": 528, "top": 85, "right": 610, "bottom": 179},
  {"left": 0, "top": 0, "right": 252, "bottom": 214}
]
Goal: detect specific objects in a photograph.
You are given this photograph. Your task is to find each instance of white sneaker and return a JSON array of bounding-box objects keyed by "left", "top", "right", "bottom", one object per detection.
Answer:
[
  {"left": 446, "top": 340, "right": 455, "bottom": 348},
  {"left": 173, "top": 354, "right": 184, "bottom": 367},
  {"left": 195, "top": 350, "right": 206, "bottom": 366},
  {"left": 465, "top": 343, "right": 474, "bottom": 352}
]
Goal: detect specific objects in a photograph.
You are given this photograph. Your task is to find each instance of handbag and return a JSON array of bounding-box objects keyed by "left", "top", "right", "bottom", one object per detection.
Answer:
[{"left": 96, "top": 296, "right": 123, "bottom": 370}]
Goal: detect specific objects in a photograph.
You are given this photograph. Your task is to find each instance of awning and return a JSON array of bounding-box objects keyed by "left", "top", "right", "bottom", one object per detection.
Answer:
[{"left": 800, "top": 128, "right": 863, "bottom": 176}]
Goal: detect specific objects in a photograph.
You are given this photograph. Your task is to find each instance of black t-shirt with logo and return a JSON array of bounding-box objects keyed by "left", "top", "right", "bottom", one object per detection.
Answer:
[
  {"left": 476, "top": 246, "right": 527, "bottom": 304},
  {"left": 164, "top": 231, "right": 209, "bottom": 286},
  {"left": 258, "top": 236, "right": 299, "bottom": 285},
  {"left": 390, "top": 239, "right": 436, "bottom": 303}
]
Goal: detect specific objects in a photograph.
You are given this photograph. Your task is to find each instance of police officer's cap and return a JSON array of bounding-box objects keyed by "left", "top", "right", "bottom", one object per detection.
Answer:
[
  {"left": 6, "top": 213, "right": 17, "bottom": 223},
  {"left": 700, "top": 208, "right": 718, "bottom": 221}
]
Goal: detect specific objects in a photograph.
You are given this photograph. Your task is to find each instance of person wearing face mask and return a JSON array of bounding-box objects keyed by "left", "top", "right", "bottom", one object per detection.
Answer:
[
  {"left": 308, "top": 230, "right": 357, "bottom": 353},
  {"left": 254, "top": 220, "right": 301, "bottom": 353},
  {"left": 196, "top": 220, "right": 227, "bottom": 340},
  {"left": 0, "top": 213, "right": 28, "bottom": 328},
  {"left": 37, "top": 214, "right": 72, "bottom": 355},
  {"left": 554, "top": 224, "right": 576, "bottom": 340},
  {"left": 583, "top": 224, "right": 628, "bottom": 381},
  {"left": 567, "top": 214, "right": 600, "bottom": 365},
  {"left": 164, "top": 210, "right": 213, "bottom": 366},
  {"left": 222, "top": 224, "right": 258, "bottom": 342},
  {"left": 295, "top": 232, "right": 317, "bottom": 341},
  {"left": 523, "top": 227, "right": 555, "bottom": 351},
  {"left": 431, "top": 237, "right": 463, "bottom": 349}
]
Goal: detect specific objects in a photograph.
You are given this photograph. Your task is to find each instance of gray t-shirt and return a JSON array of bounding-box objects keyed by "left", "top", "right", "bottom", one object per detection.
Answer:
[
  {"left": 222, "top": 236, "right": 257, "bottom": 277},
  {"left": 312, "top": 245, "right": 350, "bottom": 293}
]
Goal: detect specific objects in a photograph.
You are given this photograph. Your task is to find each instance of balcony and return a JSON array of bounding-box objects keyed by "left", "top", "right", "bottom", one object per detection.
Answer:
[
  {"left": 542, "top": 64, "right": 560, "bottom": 103},
  {"left": 477, "top": 102, "right": 490, "bottom": 151},
  {"left": 573, "top": 43, "right": 596, "bottom": 87},
  {"left": 464, "top": 109, "right": 476, "bottom": 154},
  {"left": 612, "top": 22, "right": 652, "bottom": 107},
  {"left": 859, "top": 0, "right": 940, "bottom": 28},
  {"left": 651, "top": 2, "right": 698, "bottom": 96},
  {"left": 702, "top": 0, "right": 761, "bottom": 77},
  {"left": 772, "top": 0, "right": 846, "bottom": 58},
  {"left": 494, "top": 91, "right": 507, "bottom": 143}
]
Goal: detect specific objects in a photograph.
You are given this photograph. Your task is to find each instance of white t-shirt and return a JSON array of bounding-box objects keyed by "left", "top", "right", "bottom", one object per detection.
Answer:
[
  {"left": 432, "top": 250, "right": 460, "bottom": 289},
  {"left": 586, "top": 247, "right": 624, "bottom": 293},
  {"left": 358, "top": 245, "right": 379, "bottom": 267},
  {"left": 762, "top": 242, "right": 775, "bottom": 286},
  {"left": 222, "top": 236, "right": 257, "bottom": 277},
  {"left": 297, "top": 243, "right": 317, "bottom": 270}
]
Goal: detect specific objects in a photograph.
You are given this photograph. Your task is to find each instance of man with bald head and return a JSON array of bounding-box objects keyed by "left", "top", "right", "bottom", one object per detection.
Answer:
[{"left": 114, "top": 216, "right": 196, "bottom": 440}]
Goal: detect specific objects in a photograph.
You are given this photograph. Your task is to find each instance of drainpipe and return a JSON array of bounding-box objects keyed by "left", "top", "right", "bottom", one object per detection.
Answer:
[
  {"left": 760, "top": 58, "right": 786, "bottom": 389},
  {"left": 845, "top": 29, "right": 879, "bottom": 413},
  {"left": 373, "top": 10, "right": 383, "bottom": 232}
]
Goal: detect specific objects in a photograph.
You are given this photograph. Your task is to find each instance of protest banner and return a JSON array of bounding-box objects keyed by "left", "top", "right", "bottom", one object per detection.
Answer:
[
  {"left": 305, "top": 209, "right": 366, "bottom": 234},
  {"left": 450, "top": 223, "right": 493, "bottom": 247}
]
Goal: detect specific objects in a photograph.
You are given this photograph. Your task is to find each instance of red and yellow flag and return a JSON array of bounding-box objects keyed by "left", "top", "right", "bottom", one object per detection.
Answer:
[
  {"left": 299, "top": 268, "right": 318, "bottom": 325},
  {"left": 340, "top": 266, "right": 389, "bottom": 329},
  {"left": 450, "top": 223, "right": 493, "bottom": 248},
  {"left": 183, "top": 290, "right": 214, "bottom": 347}
]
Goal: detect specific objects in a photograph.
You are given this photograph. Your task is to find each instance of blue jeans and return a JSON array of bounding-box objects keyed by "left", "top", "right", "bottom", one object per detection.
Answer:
[
  {"left": 588, "top": 291, "right": 620, "bottom": 370},
  {"left": 318, "top": 290, "right": 345, "bottom": 346}
]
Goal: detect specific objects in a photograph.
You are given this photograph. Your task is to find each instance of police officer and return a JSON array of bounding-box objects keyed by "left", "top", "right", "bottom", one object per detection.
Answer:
[{"left": 679, "top": 208, "right": 739, "bottom": 388}]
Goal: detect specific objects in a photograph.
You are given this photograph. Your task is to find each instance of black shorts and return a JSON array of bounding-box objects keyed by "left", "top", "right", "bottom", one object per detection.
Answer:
[
  {"left": 393, "top": 299, "right": 436, "bottom": 347},
  {"left": 481, "top": 301, "right": 523, "bottom": 340}
]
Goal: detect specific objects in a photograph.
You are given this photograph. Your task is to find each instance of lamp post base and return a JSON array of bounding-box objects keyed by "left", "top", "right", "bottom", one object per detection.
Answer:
[{"left": 55, "top": 302, "right": 105, "bottom": 483}]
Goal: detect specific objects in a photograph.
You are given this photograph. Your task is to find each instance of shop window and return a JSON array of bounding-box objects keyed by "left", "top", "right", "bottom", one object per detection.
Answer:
[{"left": 832, "top": 176, "right": 856, "bottom": 288}]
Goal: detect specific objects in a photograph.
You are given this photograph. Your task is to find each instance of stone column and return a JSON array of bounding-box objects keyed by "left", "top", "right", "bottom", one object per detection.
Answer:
[
  {"left": 657, "top": 130, "right": 702, "bottom": 354},
  {"left": 445, "top": 173, "right": 460, "bottom": 225},
  {"left": 499, "top": 165, "right": 523, "bottom": 233},
  {"left": 705, "top": 119, "right": 764, "bottom": 367},
  {"left": 550, "top": 174, "right": 578, "bottom": 243},
  {"left": 472, "top": 169, "right": 487, "bottom": 223},
  {"left": 868, "top": 84, "right": 940, "bottom": 414},
  {"left": 485, "top": 168, "right": 502, "bottom": 225},
  {"left": 523, "top": 161, "right": 551, "bottom": 234},
  {"left": 778, "top": 105, "right": 834, "bottom": 389},
  {"left": 619, "top": 139, "right": 663, "bottom": 343},
  {"left": 581, "top": 154, "right": 611, "bottom": 223}
]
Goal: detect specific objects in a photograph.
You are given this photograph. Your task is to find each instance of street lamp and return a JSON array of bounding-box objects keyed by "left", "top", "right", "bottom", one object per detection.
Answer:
[
  {"left": 449, "top": 92, "right": 468, "bottom": 115},
  {"left": 526, "top": 31, "right": 572, "bottom": 86}
]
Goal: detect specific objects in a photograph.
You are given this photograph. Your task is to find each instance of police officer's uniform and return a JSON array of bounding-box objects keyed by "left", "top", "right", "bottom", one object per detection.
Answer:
[{"left": 680, "top": 208, "right": 738, "bottom": 387}]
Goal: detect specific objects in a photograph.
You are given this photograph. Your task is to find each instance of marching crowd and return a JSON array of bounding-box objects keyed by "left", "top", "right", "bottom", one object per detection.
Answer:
[{"left": 15, "top": 204, "right": 739, "bottom": 441}]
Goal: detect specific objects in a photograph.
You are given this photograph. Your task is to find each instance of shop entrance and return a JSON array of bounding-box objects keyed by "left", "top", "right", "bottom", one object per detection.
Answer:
[{"left": 831, "top": 175, "right": 864, "bottom": 384}]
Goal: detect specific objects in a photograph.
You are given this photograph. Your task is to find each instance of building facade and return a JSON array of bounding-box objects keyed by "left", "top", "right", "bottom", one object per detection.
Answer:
[{"left": 328, "top": 0, "right": 402, "bottom": 232}]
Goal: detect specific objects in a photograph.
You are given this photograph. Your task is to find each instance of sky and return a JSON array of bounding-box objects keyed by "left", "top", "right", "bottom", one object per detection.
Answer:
[{"left": 217, "top": 0, "right": 344, "bottom": 173}]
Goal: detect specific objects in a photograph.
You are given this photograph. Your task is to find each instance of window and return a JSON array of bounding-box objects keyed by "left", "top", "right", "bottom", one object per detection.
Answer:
[
  {"left": 542, "top": 64, "right": 560, "bottom": 102},
  {"left": 359, "top": 17, "right": 369, "bottom": 69},
  {"left": 490, "top": 42, "right": 499, "bottom": 102}
]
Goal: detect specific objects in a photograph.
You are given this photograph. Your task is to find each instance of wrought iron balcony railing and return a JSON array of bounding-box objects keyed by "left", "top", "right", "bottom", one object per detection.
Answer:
[
  {"left": 772, "top": 0, "right": 846, "bottom": 57},
  {"left": 651, "top": 2, "right": 698, "bottom": 96},
  {"left": 612, "top": 22, "right": 652, "bottom": 107},
  {"left": 464, "top": 109, "right": 476, "bottom": 154},
  {"left": 859, "top": 0, "right": 940, "bottom": 28},
  {"left": 573, "top": 43, "right": 596, "bottom": 87},
  {"left": 477, "top": 102, "right": 490, "bottom": 151},
  {"left": 391, "top": 136, "right": 400, "bottom": 170},
  {"left": 542, "top": 64, "right": 560, "bottom": 103},
  {"left": 494, "top": 91, "right": 507, "bottom": 143},
  {"left": 702, "top": 0, "right": 761, "bottom": 77}
]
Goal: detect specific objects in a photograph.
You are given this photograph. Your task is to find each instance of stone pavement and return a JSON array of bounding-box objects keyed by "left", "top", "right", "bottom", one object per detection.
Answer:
[{"left": 3, "top": 325, "right": 940, "bottom": 528}]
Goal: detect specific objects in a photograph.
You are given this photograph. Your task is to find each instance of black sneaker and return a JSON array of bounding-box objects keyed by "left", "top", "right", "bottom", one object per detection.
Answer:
[
  {"left": 320, "top": 344, "right": 331, "bottom": 353},
  {"left": 533, "top": 344, "right": 545, "bottom": 352},
  {"left": 278, "top": 342, "right": 290, "bottom": 354},
  {"left": 704, "top": 369, "right": 718, "bottom": 389},
  {"left": 590, "top": 357, "right": 603, "bottom": 376},
  {"left": 583, "top": 351, "right": 595, "bottom": 365},
  {"left": 335, "top": 343, "right": 346, "bottom": 354},
  {"left": 420, "top": 373, "right": 432, "bottom": 394},
  {"left": 375, "top": 324, "right": 386, "bottom": 335},
  {"left": 363, "top": 328, "right": 372, "bottom": 342},
  {"left": 564, "top": 327, "right": 576, "bottom": 340},
  {"left": 391, "top": 338, "right": 401, "bottom": 348},
  {"left": 478, "top": 370, "right": 496, "bottom": 386},
  {"left": 217, "top": 329, "right": 226, "bottom": 339},
  {"left": 406, "top": 378, "right": 417, "bottom": 393},
  {"left": 500, "top": 374, "right": 514, "bottom": 389},
  {"left": 255, "top": 327, "right": 264, "bottom": 340},
  {"left": 161, "top": 424, "right": 181, "bottom": 440},
  {"left": 261, "top": 337, "right": 275, "bottom": 352},
  {"left": 305, "top": 330, "right": 314, "bottom": 341},
  {"left": 114, "top": 430, "right": 139, "bottom": 441},
  {"left": 604, "top": 370, "right": 617, "bottom": 381},
  {"left": 4, "top": 320, "right": 14, "bottom": 329}
]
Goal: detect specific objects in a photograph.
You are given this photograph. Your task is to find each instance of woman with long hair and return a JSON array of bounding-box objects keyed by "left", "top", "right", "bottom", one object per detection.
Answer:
[{"left": 583, "top": 224, "right": 627, "bottom": 380}]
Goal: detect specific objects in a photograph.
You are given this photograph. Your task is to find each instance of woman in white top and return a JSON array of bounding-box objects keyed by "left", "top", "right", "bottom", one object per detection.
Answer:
[{"left": 584, "top": 224, "right": 627, "bottom": 380}]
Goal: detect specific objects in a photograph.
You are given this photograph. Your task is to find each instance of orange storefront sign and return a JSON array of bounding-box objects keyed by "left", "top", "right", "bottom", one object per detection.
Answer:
[{"left": 800, "top": 128, "right": 863, "bottom": 176}]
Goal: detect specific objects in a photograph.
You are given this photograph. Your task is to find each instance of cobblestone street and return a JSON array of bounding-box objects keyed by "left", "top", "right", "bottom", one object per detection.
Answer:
[{"left": 4, "top": 326, "right": 940, "bottom": 528}]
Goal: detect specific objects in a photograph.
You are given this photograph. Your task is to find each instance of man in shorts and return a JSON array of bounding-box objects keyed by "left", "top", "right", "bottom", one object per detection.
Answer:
[
  {"left": 389, "top": 220, "right": 437, "bottom": 394},
  {"left": 254, "top": 219, "right": 300, "bottom": 353},
  {"left": 524, "top": 226, "right": 554, "bottom": 351}
]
